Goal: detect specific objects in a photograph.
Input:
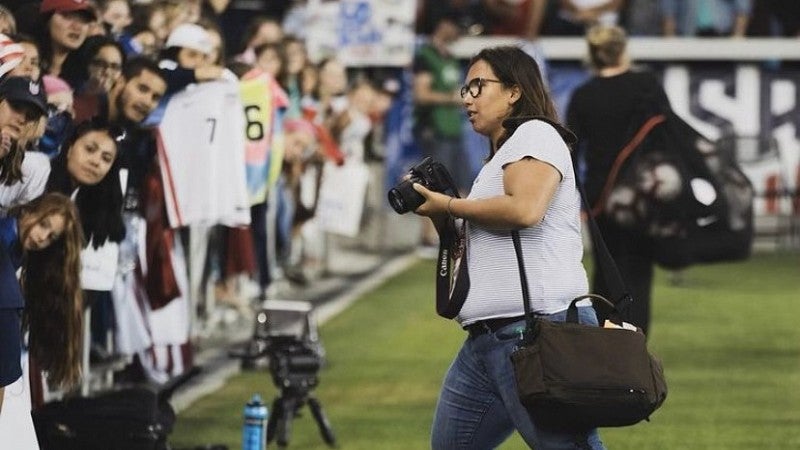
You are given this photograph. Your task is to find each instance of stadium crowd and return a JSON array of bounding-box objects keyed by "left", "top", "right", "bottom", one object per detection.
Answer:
[{"left": 0, "top": 0, "right": 798, "bottom": 442}]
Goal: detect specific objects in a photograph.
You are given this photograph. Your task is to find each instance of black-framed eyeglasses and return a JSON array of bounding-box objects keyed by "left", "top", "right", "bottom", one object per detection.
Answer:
[
  {"left": 460, "top": 77, "right": 503, "bottom": 99},
  {"left": 89, "top": 59, "right": 122, "bottom": 72}
]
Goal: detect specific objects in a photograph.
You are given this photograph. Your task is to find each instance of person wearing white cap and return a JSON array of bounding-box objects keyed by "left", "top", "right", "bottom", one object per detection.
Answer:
[{"left": 142, "top": 22, "right": 234, "bottom": 127}]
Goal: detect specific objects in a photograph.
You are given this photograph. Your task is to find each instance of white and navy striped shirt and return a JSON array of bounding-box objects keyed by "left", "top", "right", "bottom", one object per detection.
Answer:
[{"left": 457, "top": 120, "right": 589, "bottom": 325}]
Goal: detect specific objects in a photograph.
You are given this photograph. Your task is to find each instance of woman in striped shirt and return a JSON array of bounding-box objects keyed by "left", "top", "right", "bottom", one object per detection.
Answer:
[{"left": 413, "top": 45, "right": 605, "bottom": 449}]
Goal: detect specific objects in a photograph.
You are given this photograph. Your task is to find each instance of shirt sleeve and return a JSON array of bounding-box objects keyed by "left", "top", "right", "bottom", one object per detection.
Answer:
[{"left": 496, "top": 120, "right": 572, "bottom": 179}]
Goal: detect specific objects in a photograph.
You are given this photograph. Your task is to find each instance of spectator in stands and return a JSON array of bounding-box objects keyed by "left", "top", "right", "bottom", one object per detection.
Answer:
[
  {"left": 0, "top": 76, "right": 50, "bottom": 215},
  {"left": 0, "top": 192, "right": 83, "bottom": 439},
  {"left": 46, "top": 120, "right": 126, "bottom": 363},
  {"left": 86, "top": 3, "right": 109, "bottom": 39},
  {"left": 1, "top": 192, "right": 84, "bottom": 389},
  {"left": 7, "top": 34, "right": 42, "bottom": 81},
  {"left": 143, "top": 22, "right": 234, "bottom": 127},
  {"left": 118, "top": 23, "right": 158, "bottom": 59},
  {"left": 282, "top": 0, "right": 309, "bottom": 40},
  {"left": 412, "top": 12, "right": 469, "bottom": 254},
  {"left": 340, "top": 78, "right": 378, "bottom": 162},
  {"left": 36, "top": 0, "right": 97, "bottom": 76},
  {"left": 117, "top": 1, "right": 168, "bottom": 57},
  {"left": 61, "top": 35, "right": 126, "bottom": 96},
  {"left": 0, "top": 5, "right": 16, "bottom": 35},
  {"left": 746, "top": 0, "right": 800, "bottom": 37},
  {"left": 219, "top": 0, "right": 291, "bottom": 55},
  {"left": 161, "top": 0, "right": 194, "bottom": 36},
  {"left": 621, "top": 0, "right": 664, "bottom": 36},
  {"left": 198, "top": 17, "right": 226, "bottom": 66},
  {"left": 254, "top": 42, "right": 286, "bottom": 81},
  {"left": 417, "top": 0, "right": 488, "bottom": 37},
  {"left": 0, "top": 33, "right": 23, "bottom": 79},
  {"left": 72, "top": 57, "right": 166, "bottom": 212},
  {"left": 482, "top": 0, "right": 548, "bottom": 39},
  {"left": 39, "top": 74, "right": 75, "bottom": 157},
  {"left": 542, "top": 0, "right": 624, "bottom": 36},
  {"left": 158, "top": 23, "right": 232, "bottom": 96},
  {"left": 567, "top": 25, "right": 671, "bottom": 335},
  {"left": 281, "top": 35, "right": 309, "bottom": 119},
  {"left": 235, "top": 16, "right": 284, "bottom": 64},
  {"left": 281, "top": 117, "right": 322, "bottom": 283},
  {"left": 661, "top": 0, "right": 752, "bottom": 37},
  {"left": 98, "top": 0, "right": 133, "bottom": 38}
]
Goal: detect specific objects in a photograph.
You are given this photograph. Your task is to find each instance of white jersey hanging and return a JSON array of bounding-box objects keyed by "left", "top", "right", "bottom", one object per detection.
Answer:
[{"left": 156, "top": 81, "right": 251, "bottom": 227}]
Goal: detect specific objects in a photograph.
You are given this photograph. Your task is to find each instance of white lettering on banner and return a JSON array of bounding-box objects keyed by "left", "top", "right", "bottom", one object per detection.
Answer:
[
  {"left": 306, "top": 0, "right": 415, "bottom": 66},
  {"left": 663, "top": 64, "right": 800, "bottom": 215}
]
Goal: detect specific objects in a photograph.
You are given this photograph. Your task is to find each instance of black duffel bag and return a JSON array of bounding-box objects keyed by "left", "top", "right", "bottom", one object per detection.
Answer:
[
  {"left": 33, "top": 385, "right": 175, "bottom": 450},
  {"left": 33, "top": 368, "right": 198, "bottom": 450}
]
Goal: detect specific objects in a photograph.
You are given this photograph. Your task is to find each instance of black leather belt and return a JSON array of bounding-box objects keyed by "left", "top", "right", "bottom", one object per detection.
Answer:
[{"left": 463, "top": 315, "right": 526, "bottom": 337}]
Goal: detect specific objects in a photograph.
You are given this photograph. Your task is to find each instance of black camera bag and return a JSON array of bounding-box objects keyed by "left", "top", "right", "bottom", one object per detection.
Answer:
[
  {"left": 510, "top": 174, "right": 667, "bottom": 431},
  {"left": 511, "top": 296, "right": 667, "bottom": 431}
]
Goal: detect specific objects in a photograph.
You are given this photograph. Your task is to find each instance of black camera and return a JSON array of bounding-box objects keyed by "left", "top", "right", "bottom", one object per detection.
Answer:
[{"left": 388, "top": 157, "right": 458, "bottom": 214}]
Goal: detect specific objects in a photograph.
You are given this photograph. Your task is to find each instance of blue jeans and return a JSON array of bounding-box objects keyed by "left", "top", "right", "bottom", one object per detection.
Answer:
[{"left": 431, "top": 307, "right": 606, "bottom": 449}]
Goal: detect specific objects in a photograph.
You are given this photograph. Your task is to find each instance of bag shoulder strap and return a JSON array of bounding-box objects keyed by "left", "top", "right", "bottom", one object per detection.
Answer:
[
  {"left": 590, "top": 114, "right": 666, "bottom": 217},
  {"left": 512, "top": 180, "right": 634, "bottom": 331}
]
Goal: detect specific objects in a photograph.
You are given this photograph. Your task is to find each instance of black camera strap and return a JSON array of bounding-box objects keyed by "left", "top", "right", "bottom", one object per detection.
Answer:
[{"left": 435, "top": 219, "right": 470, "bottom": 319}]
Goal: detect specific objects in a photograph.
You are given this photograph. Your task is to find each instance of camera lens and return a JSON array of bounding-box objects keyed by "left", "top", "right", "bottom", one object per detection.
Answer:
[
  {"left": 387, "top": 179, "right": 424, "bottom": 214},
  {"left": 388, "top": 188, "right": 408, "bottom": 214}
]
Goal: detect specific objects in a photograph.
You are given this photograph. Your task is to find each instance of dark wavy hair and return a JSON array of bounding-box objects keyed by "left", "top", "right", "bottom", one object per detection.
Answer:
[
  {"left": 46, "top": 119, "right": 126, "bottom": 248},
  {"left": 60, "top": 35, "right": 127, "bottom": 93},
  {"left": 468, "top": 46, "right": 559, "bottom": 150}
]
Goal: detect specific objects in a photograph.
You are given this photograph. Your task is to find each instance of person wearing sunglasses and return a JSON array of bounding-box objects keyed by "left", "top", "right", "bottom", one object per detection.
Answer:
[{"left": 412, "top": 45, "right": 606, "bottom": 449}]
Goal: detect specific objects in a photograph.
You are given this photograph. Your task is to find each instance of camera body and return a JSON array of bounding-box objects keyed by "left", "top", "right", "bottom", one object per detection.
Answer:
[
  {"left": 233, "top": 300, "right": 325, "bottom": 390},
  {"left": 388, "top": 157, "right": 458, "bottom": 214},
  {"left": 266, "top": 336, "right": 323, "bottom": 390}
]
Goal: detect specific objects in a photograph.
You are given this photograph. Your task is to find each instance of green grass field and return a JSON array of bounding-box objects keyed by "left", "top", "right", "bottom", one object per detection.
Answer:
[{"left": 171, "top": 251, "right": 800, "bottom": 449}]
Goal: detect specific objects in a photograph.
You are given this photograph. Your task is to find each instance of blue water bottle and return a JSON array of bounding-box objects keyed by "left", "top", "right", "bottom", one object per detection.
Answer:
[{"left": 242, "top": 394, "right": 269, "bottom": 450}]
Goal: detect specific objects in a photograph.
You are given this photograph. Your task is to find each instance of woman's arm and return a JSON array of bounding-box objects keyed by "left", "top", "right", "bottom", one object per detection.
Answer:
[{"left": 413, "top": 157, "right": 561, "bottom": 229}]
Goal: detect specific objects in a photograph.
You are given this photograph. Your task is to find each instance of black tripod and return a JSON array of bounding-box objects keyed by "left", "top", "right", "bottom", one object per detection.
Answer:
[
  {"left": 262, "top": 340, "right": 336, "bottom": 448},
  {"left": 267, "top": 385, "right": 336, "bottom": 448}
]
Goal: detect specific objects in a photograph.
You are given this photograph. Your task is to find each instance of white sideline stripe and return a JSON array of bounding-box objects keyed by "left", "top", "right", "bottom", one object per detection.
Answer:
[
  {"left": 172, "top": 253, "right": 419, "bottom": 413},
  {"left": 313, "top": 254, "right": 419, "bottom": 325}
]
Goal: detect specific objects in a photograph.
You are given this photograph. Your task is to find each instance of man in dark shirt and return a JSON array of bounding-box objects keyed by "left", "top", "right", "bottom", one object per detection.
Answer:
[{"left": 73, "top": 56, "right": 166, "bottom": 210}]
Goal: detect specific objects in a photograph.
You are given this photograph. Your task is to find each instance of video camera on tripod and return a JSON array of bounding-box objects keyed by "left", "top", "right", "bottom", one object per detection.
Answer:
[{"left": 230, "top": 300, "right": 336, "bottom": 448}]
